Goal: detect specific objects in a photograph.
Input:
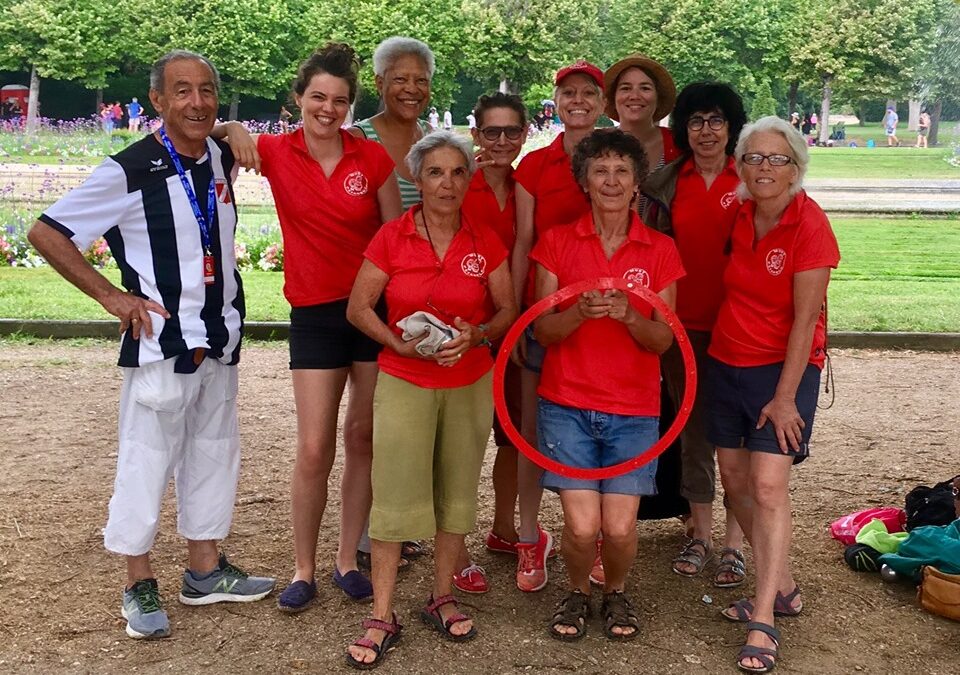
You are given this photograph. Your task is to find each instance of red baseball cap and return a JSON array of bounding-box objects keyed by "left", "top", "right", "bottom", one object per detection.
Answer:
[{"left": 554, "top": 61, "right": 604, "bottom": 91}]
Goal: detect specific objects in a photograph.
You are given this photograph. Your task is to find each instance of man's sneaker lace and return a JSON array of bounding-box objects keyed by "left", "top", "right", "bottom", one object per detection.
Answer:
[{"left": 121, "top": 578, "right": 170, "bottom": 639}]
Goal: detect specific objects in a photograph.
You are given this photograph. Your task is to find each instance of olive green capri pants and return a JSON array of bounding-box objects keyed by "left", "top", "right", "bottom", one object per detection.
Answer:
[{"left": 369, "top": 370, "right": 493, "bottom": 542}]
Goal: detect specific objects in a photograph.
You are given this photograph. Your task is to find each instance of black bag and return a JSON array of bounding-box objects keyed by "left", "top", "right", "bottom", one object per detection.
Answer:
[{"left": 905, "top": 475, "right": 959, "bottom": 531}]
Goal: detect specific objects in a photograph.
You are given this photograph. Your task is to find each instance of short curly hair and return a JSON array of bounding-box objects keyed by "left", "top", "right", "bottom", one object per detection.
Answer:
[
  {"left": 670, "top": 82, "right": 747, "bottom": 156},
  {"left": 571, "top": 129, "right": 649, "bottom": 189}
]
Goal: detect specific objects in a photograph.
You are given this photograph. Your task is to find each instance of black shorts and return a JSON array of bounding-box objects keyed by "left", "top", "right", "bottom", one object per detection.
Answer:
[
  {"left": 288, "top": 299, "right": 385, "bottom": 370},
  {"left": 705, "top": 357, "right": 821, "bottom": 464}
]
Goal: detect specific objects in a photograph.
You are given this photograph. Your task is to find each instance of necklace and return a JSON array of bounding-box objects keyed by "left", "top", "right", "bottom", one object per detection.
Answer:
[{"left": 421, "top": 209, "right": 459, "bottom": 262}]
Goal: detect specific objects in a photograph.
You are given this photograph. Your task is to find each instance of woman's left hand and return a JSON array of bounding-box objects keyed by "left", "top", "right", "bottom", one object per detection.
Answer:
[
  {"left": 603, "top": 289, "right": 634, "bottom": 323},
  {"left": 757, "top": 395, "right": 805, "bottom": 453},
  {"left": 434, "top": 317, "right": 477, "bottom": 367}
]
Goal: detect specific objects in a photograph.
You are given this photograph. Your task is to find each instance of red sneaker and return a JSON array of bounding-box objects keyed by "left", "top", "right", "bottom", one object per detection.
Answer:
[
  {"left": 516, "top": 528, "right": 553, "bottom": 592},
  {"left": 589, "top": 538, "right": 605, "bottom": 586},
  {"left": 452, "top": 563, "right": 488, "bottom": 594},
  {"left": 487, "top": 527, "right": 558, "bottom": 558}
]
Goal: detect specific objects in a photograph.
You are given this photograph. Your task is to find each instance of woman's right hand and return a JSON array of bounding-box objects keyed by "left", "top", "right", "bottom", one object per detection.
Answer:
[
  {"left": 224, "top": 122, "right": 260, "bottom": 173},
  {"left": 392, "top": 331, "right": 431, "bottom": 360}
]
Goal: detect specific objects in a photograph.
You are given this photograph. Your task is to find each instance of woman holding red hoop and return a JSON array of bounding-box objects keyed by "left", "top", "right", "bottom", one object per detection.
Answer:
[{"left": 531, "top": 129, "right": 684, "bottom": 641}]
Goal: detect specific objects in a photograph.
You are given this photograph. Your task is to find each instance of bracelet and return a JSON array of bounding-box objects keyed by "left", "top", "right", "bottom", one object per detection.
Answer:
[{"left": 477, "top": 323, "right": 492, "bottom": 348}]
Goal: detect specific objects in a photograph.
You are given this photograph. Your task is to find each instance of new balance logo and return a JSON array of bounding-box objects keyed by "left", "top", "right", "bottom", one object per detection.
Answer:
[{"left": 213, "top": 577, "right": 239, "bottom": 594}]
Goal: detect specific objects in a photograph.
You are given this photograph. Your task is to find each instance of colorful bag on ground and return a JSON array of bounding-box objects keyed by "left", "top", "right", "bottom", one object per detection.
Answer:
[
  {"left": 919, "top": 566, "right": 960, "bottom": 622},
  {"left": 830, "top": 507, "right": 906, "bottom": 545}
]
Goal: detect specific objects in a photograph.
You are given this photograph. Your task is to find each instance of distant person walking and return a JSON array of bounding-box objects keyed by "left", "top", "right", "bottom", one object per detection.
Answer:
[
  {"left": 279, "top": 104, "right": 293, "bottom": 133},
  {"left": 916, "top": 109, "right": 930, "bottom": 148},
  {"left": 126, "top": 98, "right": 143, "bottom": 132},
  {"left": 884, "top": 107, "right": 899, "bottom": 147},
  {"left": 100, "top": 103, "right": 114, "bottom": 133},
  {"left": 428, "top": 106, "right": 440, "bottom": 131},
  {"left": 443, "top": 108, "right": 453, "bottom": 130}
]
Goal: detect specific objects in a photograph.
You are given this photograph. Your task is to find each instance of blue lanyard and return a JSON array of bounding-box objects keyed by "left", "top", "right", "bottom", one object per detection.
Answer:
[{"left": 158, "top": 127, "right": 217, "bottom": 254}]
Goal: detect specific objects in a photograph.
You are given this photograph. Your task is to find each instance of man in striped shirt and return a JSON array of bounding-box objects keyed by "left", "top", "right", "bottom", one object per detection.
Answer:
[{"left": 28, "top": 50, "right": 274, "bottom": 641}]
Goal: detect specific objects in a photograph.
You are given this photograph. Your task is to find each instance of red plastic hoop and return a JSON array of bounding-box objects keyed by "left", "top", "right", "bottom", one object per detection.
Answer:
[{"left": 492, "top": 277, "right": 696, "bottom": 480}]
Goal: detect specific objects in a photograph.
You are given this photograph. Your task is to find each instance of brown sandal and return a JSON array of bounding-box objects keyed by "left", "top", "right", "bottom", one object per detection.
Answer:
[{"left": 714, "top": 547, "right": 747, "bottom": 588}]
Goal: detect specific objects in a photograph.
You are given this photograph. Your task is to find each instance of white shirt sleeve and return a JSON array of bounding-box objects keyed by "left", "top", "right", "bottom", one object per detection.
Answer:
[{"left": 40, "top": 158, "right": 131, "bottom": 250}]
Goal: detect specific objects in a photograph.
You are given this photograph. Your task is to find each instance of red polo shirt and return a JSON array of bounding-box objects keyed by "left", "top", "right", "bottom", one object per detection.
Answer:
[
  {"left": 670, "top": 156, "right": 741, "bottom": 330},
  {"left": 462, "top": 169, "right": 516, "bottom": 252},
  {"left": 364, "top": 206, "right": 508, "bottom": 389},
  {"left": 660, "top": 126, "right": 680, "bottom": 164},
  {"left": 258, "top": 128, "right": 394, "bottom": 306},
  {"left": 514, "top": 133, "right": 590, "bottom": 240},
  {"left": 530, "top": 212, "right": 685, "bottom": 416},
  {"left": 709, "top": 191, "right": 840, "bottom": 369}
]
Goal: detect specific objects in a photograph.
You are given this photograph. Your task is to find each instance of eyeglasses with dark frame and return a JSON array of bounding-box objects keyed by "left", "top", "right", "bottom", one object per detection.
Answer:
[
  {"left": 687, "top": 115, "right": 726, "bottom": 131},
  {"left": 741, "top": 153, "right": 795, "bottom": 167},
  {"left": 478, "top": 125, "right": 525, "bottom": 141}
]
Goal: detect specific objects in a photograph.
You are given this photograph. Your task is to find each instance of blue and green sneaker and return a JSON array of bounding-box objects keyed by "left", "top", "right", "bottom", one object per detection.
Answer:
[
  {"left": 121, "top": 579, "right": 170, "bottom": 639},
  {"left": 179, "top": 553, "right": 276, "bottom": 606}
]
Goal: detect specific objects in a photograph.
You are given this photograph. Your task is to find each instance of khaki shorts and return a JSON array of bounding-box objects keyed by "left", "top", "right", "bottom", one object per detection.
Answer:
[
  {"left": 369, "top": 370, "right": 493, "bottom": 541},
  {"left": 662, "top": 329, "right": 716, "bottom": 504}
]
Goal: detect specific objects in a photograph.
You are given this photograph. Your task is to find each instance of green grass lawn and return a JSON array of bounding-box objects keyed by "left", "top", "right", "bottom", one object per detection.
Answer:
[
  {"left": 2, "top": 215, "right": 958, "bottom": 332},
  {"left": 806, "top": 147, "right": 959, "bottom": 179}
]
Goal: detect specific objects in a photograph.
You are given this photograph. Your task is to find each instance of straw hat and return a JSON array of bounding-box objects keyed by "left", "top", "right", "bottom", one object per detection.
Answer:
[{"left": 603, "top": 54, "right": 676, "bottom": 122}]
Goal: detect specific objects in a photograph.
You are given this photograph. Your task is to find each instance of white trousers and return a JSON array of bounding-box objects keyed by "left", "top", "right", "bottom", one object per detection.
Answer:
[{"left": 103, "top": 357, "right": 240, "bottom": 556}]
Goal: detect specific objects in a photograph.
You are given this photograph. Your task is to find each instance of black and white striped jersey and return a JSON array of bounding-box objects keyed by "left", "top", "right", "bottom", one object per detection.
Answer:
[{"left": 40, "top": 135, "right": 244, "bottom": 367}]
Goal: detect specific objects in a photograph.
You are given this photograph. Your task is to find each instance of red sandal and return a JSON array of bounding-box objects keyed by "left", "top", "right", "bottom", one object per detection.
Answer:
[
  {"left": 420, "top": 594, "right": 477, "bottom": 642},
  {"left": 345, "top": 613, "right": 402, "bottom": 670}
]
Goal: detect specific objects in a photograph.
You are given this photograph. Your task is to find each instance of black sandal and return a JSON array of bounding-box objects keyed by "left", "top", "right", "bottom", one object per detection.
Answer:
[
  {"left": 548, "top": 590, "right": 591, "bottom": 641},
  {"left": 345, "top": 613, "right": 403, "bottom": 670},
  {"left": 601, "top": 591, "right": 640, "bottom": 641}
]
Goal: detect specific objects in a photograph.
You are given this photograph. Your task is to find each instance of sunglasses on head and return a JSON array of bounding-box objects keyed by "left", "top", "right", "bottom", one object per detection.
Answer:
[{"left": 478, "top": 125, "right": 524, "bottom": 141}]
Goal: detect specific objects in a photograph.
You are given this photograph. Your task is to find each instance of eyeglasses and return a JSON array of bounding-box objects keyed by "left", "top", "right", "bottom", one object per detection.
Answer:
[
  {"left": 742, "top": 153, "right": 795, "bottom": 167},
  {"left": 479, "top": 125, "right": 524, "bottom": 141},
  {"left": 687, "top": 115, "right": 726, "bottom": 131}
]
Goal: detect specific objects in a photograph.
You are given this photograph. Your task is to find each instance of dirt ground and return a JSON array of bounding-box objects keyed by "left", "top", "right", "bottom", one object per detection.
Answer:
[{"left": 0, "top": 342, "right": 957, "bottom": 674}]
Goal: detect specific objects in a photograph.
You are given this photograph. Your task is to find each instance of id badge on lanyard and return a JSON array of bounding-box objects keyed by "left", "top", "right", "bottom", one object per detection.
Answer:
[{"left": 158, "top": 127, "right": 218, "bottom": 285}]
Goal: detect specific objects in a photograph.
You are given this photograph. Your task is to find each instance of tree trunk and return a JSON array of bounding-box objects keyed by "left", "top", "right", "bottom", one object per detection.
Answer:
[
  {"left": 499, "top": 78, "right": 512, "bottom": 94},
  {"left": 858, "top": 102, "right": 867, "bottom": 126},
  {"left": 95, "top": 88, "right": 103, "bottom": 114},
  {"left": 787, "top": 81, "right": 799, "bottom": 116},
  {"left": 228, "top": 92, "right": 240, "bottom": 121},
  {"left": 907, "top": 99, "right": 920, "bottom": 131},
  {"left": 929, "top": 99, "right": 943, "bottom": 147},
  {"left": 25, "top": 64, "right": 40, "bottom": 135},
  {"left": 817, "top": 74, "right": 832, "bottom": 145}
]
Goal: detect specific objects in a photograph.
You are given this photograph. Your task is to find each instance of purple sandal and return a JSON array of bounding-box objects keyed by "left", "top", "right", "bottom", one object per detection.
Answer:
[{"left": 722, "top": 585, "right": 802, "bottom": 622}]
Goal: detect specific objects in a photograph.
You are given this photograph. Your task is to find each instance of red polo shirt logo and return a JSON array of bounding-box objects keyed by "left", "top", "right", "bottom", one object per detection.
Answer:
[
  {"left": 343, "top": 171, "right": 369, "bottom": 196},
  {"left": 461, "top": 253, "right": 487, "bottom": 277},
  {"left": 765, "top": 248, "right": 787, "bottom": 276},
  {"left": 623, "top": 267, "right": 650, "bottom": 287},
  {"left": 720, "top": 191, "right": 737, "bottom": 209}
]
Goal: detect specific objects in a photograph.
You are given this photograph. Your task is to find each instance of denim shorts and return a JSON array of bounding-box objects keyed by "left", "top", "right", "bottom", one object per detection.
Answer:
[
  {"left": 522, "top": 324, "right": 546, "bottom": 374},
  {"left": 537, "top": 398, "right": 659, "bottom": 496},
  {"left": 705, "top": 358, "right": 821, "bottom": 464}
]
